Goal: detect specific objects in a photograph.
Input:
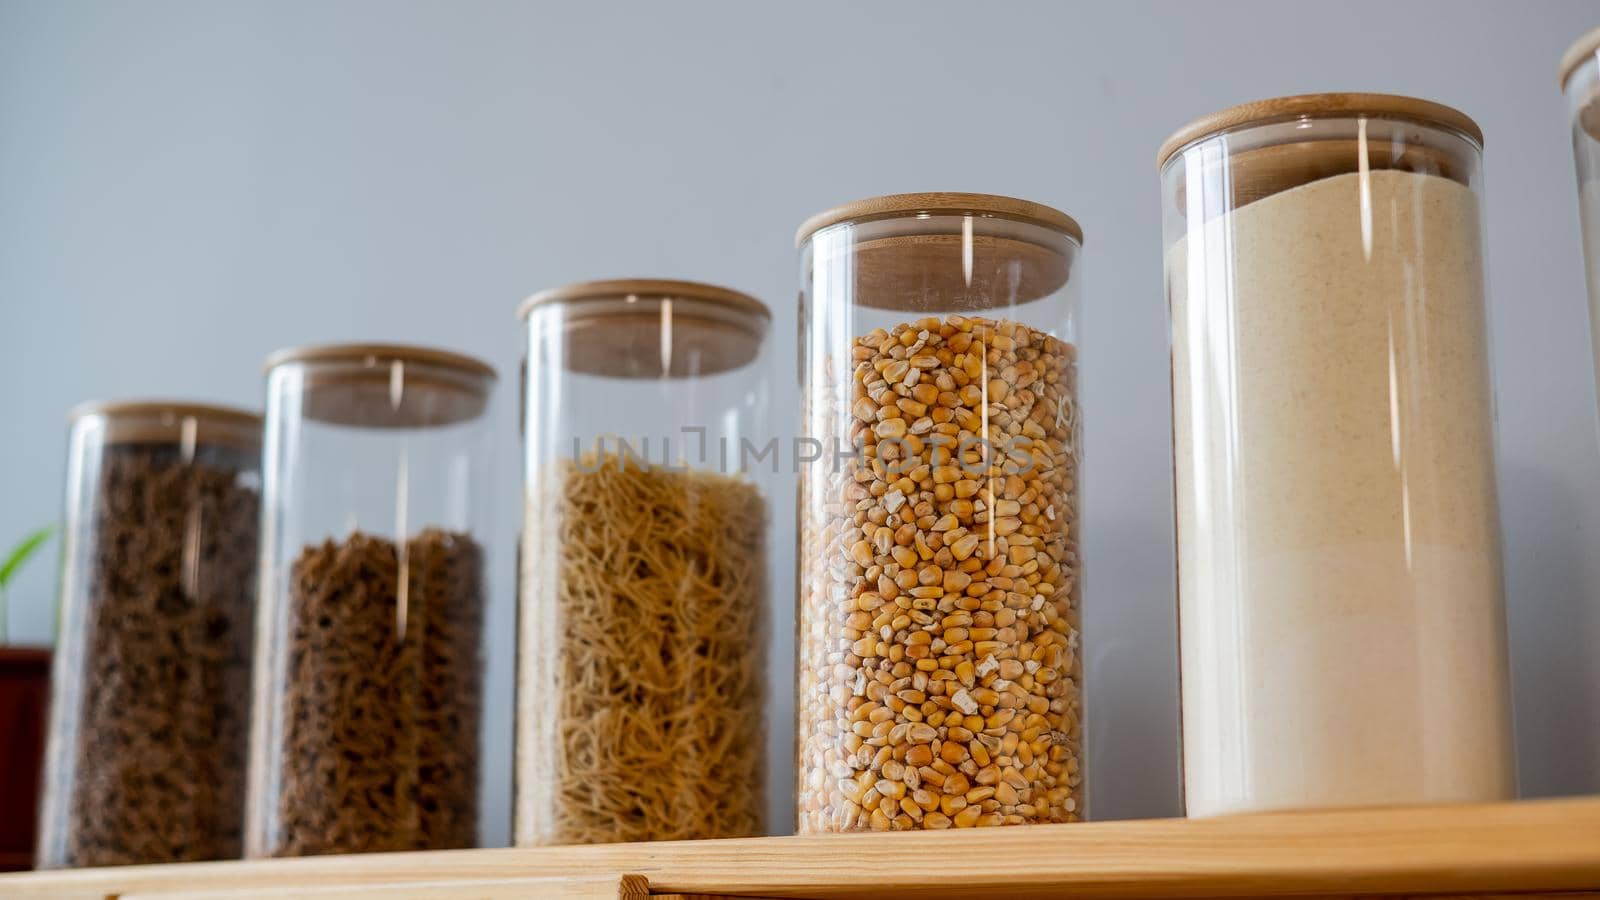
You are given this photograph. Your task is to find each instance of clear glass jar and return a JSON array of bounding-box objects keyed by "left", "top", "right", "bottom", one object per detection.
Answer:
[
  {"left": 248, "top": 344, "right": 496, "bottom": 857},
  {"left": 1563, "top": 29, "right": 1600, "bottom": 397},
  {"left": 1158, "top": 94, "right": 1515, "bottom": 817},
  {"left": 39, "top": 401, "right": 262, "bottom": 867},
  {"left": 516, "top": 279, "right": 772, "bottom": 846},
  {"left": 796, "top": 193, "right": 1086, "bottom": 833}
]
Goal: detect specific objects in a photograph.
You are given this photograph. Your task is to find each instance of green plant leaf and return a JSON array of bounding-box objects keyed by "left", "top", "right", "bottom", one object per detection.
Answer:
[{"left": 0, "top": 525, "right": 55, "bottom": 591}]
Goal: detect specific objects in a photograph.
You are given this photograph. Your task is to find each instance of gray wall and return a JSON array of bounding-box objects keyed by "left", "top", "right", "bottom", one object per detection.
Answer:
[{"left": 3, "top": 0, "right": 1598, "bottom": 844}]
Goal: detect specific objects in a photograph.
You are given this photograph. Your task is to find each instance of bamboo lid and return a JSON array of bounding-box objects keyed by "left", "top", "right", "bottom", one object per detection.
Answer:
[
  {"left": 1173, "top": 137, "right": 1474, "bottom": 213},
  {"left": 264, "top": 343, "right": 495, "bottom": 378},
  {"left": 797, "top": 193, "right": 1081, "bottom": 311},
  {"left": 68, "top": 400, "right": 262, "bottom": 452},
  {"left": 520, "top": 279, "right": 770, "bottom": 379},
  {"left": 1560, "top": 26, "right": 1600, "bottom": 88},
  {"left": 795, "top": 192, "right": 1083, "bottom": 247},
  {"left": 519, "top": 278, "right": 769, "bottom": 322},
  {"left": 1157, "top": 93, "right": 1483, "bottom": 170},
  {"left": 264, "top": 342, "right": 496, "bottom": 429}
]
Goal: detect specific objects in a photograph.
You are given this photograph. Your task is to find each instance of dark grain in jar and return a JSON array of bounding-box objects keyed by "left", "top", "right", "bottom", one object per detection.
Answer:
[
  {"left": 267, "top": 529, "right": 484, "bottom": 857},
  {"left": 47, "top": 444, "right": 258, "bottom": 867}
]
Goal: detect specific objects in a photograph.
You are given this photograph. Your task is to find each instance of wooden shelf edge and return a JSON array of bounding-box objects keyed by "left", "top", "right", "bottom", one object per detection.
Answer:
[
  {"left": 121, "top": 873, "right": 650, "bottom": 900},
  {"left": 2, "top": 796, "right": 1597, "bottom": 899}
]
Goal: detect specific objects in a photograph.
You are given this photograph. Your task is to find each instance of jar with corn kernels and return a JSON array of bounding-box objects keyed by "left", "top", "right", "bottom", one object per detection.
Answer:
[{"left": 794, "top": 193, "right": 1085, "bottom": 832}]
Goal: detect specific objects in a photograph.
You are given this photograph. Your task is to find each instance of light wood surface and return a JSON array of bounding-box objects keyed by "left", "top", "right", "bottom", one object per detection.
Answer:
[
  {"left": 122, "top": 874, "right": 648, "bottom": 900},
  {"left": 651, "top": 895, "right": 789, "bottom": 899},
  {"left": 2, "top": 797, "right": 1597, "bottom": 899},
  {"left": 651, "top": 894, "right": 1600, "bottom": 899}
]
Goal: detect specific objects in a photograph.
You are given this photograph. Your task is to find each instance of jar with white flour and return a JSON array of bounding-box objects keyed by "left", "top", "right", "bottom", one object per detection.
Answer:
[{"left": 1157, "top": 94, "right": 1515, "bottom": 817}]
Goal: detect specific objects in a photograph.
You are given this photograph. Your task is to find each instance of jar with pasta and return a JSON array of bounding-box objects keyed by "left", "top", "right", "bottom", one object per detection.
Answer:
[
  {"left": 796, "top": 193, "right": 1086, "bottom": 832},
  {"left": 40, "top": 401, "right": 261, "bottom": 867},
  {"left": 517, "top": 279, "right": 772, "bottom": 846},
  {"left": 247, "top": 344, "right": 496, "bottom": 857}
]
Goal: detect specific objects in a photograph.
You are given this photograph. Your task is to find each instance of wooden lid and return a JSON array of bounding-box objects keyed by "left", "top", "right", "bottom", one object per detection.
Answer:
[
  {"left": 520, "top": 279, "right": 770, "bottom": 379},
  {"left": 798, "top": 195, "right": 1080, "bottom": 311},
  {"left": 1173, "top": 137, "right": 1474, "bottom": 213},
  {"left": 1157, "top": 93, "right": 1483, "bottom": 170},
  {"left": 1560, "top": 26, "right": 1600, "bottom": 88},
  {"left": 795, "top": 192, "right": 1083, "bottom": 247},
  {"left": 264, "top": 342, "right": 496, "bottom": 379},
  {"left": 68, "top": 400, "right": 262, "bottom": 451},
  {"left": 518, "top": 278, "right": 769, "bottom": 322},
  {"left": 818, "top": 232, "right": 1074, "bottom": 312},
  {"left": 264, "top": 343, "right": 496, "bottom": 429}
]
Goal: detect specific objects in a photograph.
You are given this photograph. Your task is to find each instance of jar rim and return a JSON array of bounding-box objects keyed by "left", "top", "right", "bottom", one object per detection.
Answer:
[
  {"left": 1156, "top": 93, "right": 1483, "bottom": 171},
  {"left": 68, "top": 399, "right": 262, "bottom": 428},
  {"left": 1560, "top": 25, "right": 1600, "bottom": 89},
  {"left": 67, "top": 399, "right": 262, "bottom": 450},
  {"left": 263, "top": 342, "right": 497, "bottom": 380},
  {"left": 518, "top": 279, "right": 769, "bottom": 323},
  {"left": 794, "top": 192, "right": 1083, "bottom": 248}
]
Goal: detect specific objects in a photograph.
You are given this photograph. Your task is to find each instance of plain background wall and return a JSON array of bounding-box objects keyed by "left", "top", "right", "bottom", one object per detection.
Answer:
[{"left": 4, "top": 0, "right": 1599, "bottom": 843}]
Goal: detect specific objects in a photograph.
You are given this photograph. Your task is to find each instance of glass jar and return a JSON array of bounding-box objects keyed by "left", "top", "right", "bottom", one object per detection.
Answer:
[
  {"left": 39, "top": 401, "right": 262, "bottom": 867},
  {"left": 795, "top": 193, "right": 1086, "bottom": 833},
  {"left": 248, "top": 344, "right": 496, "bottom": 857},
  {"left": 1158, "top": 94, "right": 1515, "bottom": 817},
  {"left": 1563, "top": 28, "right": 1600, "bottom": 396},
  {"left": 516, "top": 279, "right": 772, "bottom": 846}
]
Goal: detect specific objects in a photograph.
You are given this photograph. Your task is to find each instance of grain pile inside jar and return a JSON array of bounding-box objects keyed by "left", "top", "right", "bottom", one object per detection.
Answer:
[
  {"left": 517, "top": 451, "right": 767, "bottom": 844},
  {"left": 267, "top": 528, "right": 484, "bottom": 856},
  {"left": 1169, "top": 168, "right": 1513, "bottom": 815},
  {"left": 797, "top": 315, "right": 1083, "bottom": 832},
  {"left": 49, "top": 443, "right": 258, "bottom": 867}
]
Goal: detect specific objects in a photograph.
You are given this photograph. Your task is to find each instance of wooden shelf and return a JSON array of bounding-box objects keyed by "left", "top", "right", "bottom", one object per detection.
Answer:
[{"left": 3, "top": 797, "right": 1598, "bottom": 899}]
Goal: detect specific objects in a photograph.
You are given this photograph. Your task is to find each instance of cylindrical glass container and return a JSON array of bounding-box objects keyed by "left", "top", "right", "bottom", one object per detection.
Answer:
[
  {"left": 248, "top": 344, "right": 495, "bottom": 857},
  {"left": 516, "top": 279, "right": 772, "bottom": 846},
  {"left": 39, "top": 401, "right": 261, "bottom": 867},
  {"left": 1563, "top": 28, "right": 1600, "bottom": 397},
  {"left": 1159, "top": 94, "right": 1515, "bottom": 817},
  {"left": 796, "top": 193, "right": 1086, "bottom": 833}
]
